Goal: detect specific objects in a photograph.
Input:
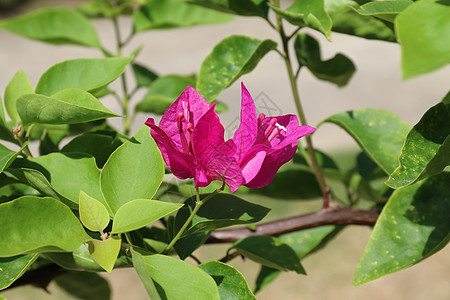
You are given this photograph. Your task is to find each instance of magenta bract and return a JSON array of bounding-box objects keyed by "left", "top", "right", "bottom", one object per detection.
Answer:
[{"left": 145, "top": 83, "right": 315, "bottom": 192}]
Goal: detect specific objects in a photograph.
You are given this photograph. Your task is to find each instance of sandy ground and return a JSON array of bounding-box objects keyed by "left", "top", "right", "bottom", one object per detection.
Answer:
[{"left": 1, "top": 1, "right": 449, "bottom": 299}]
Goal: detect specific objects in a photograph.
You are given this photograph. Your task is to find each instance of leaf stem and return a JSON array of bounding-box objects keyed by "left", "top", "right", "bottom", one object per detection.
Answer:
[
  {"left": 273, "top": 0, "right": 328, "bottom": 196},
  {"left": 164, "top": 183, "right": 225, "bottom": 254}
]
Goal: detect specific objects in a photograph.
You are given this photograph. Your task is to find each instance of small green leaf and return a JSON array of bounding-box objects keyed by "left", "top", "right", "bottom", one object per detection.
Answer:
[
  {"left": 354, "top": 173, "right": 450, "bottom": 285},
  {"left": 269, "top": 0, "right": 332, "bottom": 40},
  {"left": 321, "top": 109, "right": 411, "bottom": 174},
  {"left": 131, "top": 63, "right": 158, "bottom": 88},
  {"left": 325, "top": 0, "right": 396, "bottom": 42},
  {"left": 387, "top": 93, "right": 450, "bottom": 188},
  {"left": 197, "top": 35, "right": 276, "bottom": 101},
  {"left": 396, "top": 0, "right": 450, "bottom": 79},
  {"left": 77, "top": 0, "right": 121, "bottom": 18},
  {"left": 4, "top": 70, "right": 34, "bottom": 123},
  {"left": 17, "top": 89, "right": 120, "bottom": 125},
  {"left": 0, "top": 254, "right": 38, "bottom": 289},
  {"left": 112, "top": 199, "right": 182, "bottom": 234},
  {"left": 88, "top": 236, "right": 121, "bottom": 273},
  {"left": 54, "top": 271, "right": 110, "bottom": 300},
  {"left": 132, "top": 0, "right": 233, "bottom": 32},
  {"left": 131, "top": 250, "right": 220, "bottom": 300},
  {"left": 100, "top": 126, "right": 164, "bottom": 214},
  {"left": 0, "top": 7, "right": 101, "bottom": 48},
  {"left": 230, "top": 236, "right": 306, "bottom": 274},
  {"left": 135, "top": 74, "right": 196, "bottom": 114},
  {"left": 79, "top": 191, "right": 110, "bottom": 232},
  {"left": 294, "top": 33, "right": 355, "bottom": 87},
  {"left": 199, "top": 261, "right": 256, "bottom": 300},
  {"left": 175, "top": 193, "right": 270, "bottom": 236},
  {"left": 0, "top": 143, "right": 28, "bottom": 174},
  {"left": 0, "top": 196, "right": 90, "bottom": 257},
  {"left": 186, "top": 0, "right": 269, "bottom": 17},
  {"left": 35, "top": 57, "right": 131, "bottom": 96},
  {"left": 355, "top": 0, "right": 413, "bottom": 22}
]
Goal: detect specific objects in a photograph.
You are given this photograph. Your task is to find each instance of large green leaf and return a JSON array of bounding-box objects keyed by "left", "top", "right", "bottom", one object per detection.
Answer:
[
  {"left": 79, "top": 191, "right": 110, "bottom": 232},
  {"left": 254, "top": 225, "right": 342, "bottom": 293},
  {"left": 100, "top": 126, "right": 164, "bottom": 214},
  {"left": 0, "top": 196, "right": 90, "bottom": 257},
  {"left": 175, "top": 193, "right": 270, "bottom": 236},
  {"left": 269, "top": 0, "right": 332, "bottom": 40},
  {"left": 355, "top": 0, "right": 413, "bottom": 22},
  {"left": 17, "top": 89, "right": 120, "bottom": 125},
  {"left": 88, "top": 236, "right": 121, "bottom": 273},
  {"left": 11, "top": 153, "right": 106, "bottom": 209},
  {"left": 112, "top": 199, "right": 182, "bottom": 234},
  {"left": 54, "top": 271, "right": 110, "bottom": 300},
  {"left": 133, "top": 0, "right": 233, "bottom": 32},
  {"left": 135, "top": 74, "right": 196, "bottom": 114},
  {"left": 395, "top": 0, "right": 450, "bottom": 79},
  {"left": 321, "top": 109, "right": 411, "bottom": 174},
  {"left": 325, "top": 0, "right": 396, "bottom": 42},
  {"left": 354, "top": 173, "right": 450, "bottom": 285},
  {"left": 35, "top": 57, "right": 131, "bottom": 96},
  {"left": 186, "top": 0, "right": 269, "bottom": 17},
  {"left": 0, "top": 143, "right": 28, "bottom": 174},
  {"left": 387, "top": 93, "right": 450, "bottom": 188},
  {"left": 294, "top": 33, "right": 355, "bottom": 87},
  {"left": 0, "top": 254, "right": 38, "bottom": 289},
  {"left": 131, "top": 250, "right": 220, "bottom": 300},
  {"left": 199, "top": 261, "right": 256, "bottom": 300},
  {"left": 197, "top": 35, "right": 277, "bottom": 101},
  {"left": 230, "top": 236, "right": 306, "bottom": 274},
  {"left": 4, "top": 70, "right": 34, "bottom": 123},
  {"left": 0, "top": 7, "right": 101, "bottom": 48}
]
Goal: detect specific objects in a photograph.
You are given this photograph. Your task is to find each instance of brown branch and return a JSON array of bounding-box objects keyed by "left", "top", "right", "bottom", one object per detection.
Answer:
[{"left": 207, "top": 207, "right": 379, "bottom": 244}]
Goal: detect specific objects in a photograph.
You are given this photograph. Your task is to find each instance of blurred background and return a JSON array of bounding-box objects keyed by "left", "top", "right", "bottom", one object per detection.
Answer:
[{"left": 1, "top": 1, "right": 449, "bottom": 299}]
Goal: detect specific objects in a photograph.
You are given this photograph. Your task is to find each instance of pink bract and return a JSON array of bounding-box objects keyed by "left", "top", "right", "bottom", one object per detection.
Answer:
[{"left": 145, "top": 83, "right": 315, "bottom": 192}]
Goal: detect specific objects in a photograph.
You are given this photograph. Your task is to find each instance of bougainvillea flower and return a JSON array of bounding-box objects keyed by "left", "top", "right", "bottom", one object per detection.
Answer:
[{"left": 145, "top": 83, "right": 315, "bottom": 193}]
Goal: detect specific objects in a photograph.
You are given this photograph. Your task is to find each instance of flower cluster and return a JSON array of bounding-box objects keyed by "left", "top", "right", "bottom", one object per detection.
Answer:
[{"left": 145, "top": 83, "right": 315, "bottom": 192}]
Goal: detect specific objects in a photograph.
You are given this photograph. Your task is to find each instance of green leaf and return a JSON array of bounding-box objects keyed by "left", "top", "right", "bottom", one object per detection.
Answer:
[
  {"left": 199, "top": 261, "right": 256, "bottom": 300},
  {"left": 132, "top": 0, "right": 233, "bottom": 32},
  {"left": 0, "top": 196, "right": 90, "bottom": 257},
  {"left": 4, "top": 70, "right": 34, "bottom": 123},
  {"left": 77, "top": 0, "right": 121, "bottom": 18},
  {"left": 387, "top": 93, "right": 450, "bottom": 188},
  {"left": 35, "top": 57, "right": 131, "bottom": 96},
  {"left": 135, "top": 74, "right": 196, "bottom": 114},
  {"left": 294, "top": 33, "right": 355, "bottom": 87},
  {"left": 45, "top": 243, "right": 131, "bottom": 272},
  {"left": 0, "top": 143, "right": 28, "bottom": 174},
  {"left": 112, "top": 199, "right": 182, "bottom": 234},
  {"left": 269, "top": 0, "right": 332, "bottom": 40},
  {"left": 131, "top": 63, "right": 158, "bottom": 88},
  {"left": 100, "top": 126, "right": 164, "bottom": 214},
  {"left": 0, "top": 254, "right": 38, "bottom": 289},
  {"left": 61, "top": 132, "right": 124, "bottom": 168},
  {"left": 79, "top": 191, "right": 110, "bottom": 232},
  {"left": 186, "top": 0, "right": 269, "bottom": 17},
  {"left": 197, "top": 35, "right": 277, "bottom": 101},
  {"left": 131, "top": 250, "right": 220, "bottom": 300},
  {"left": 0, "top": 7, "right": 101, "bottom": 48},
  {"left": 12, "top": 153, "right": 106, "bottom": 209},
  {"left": 354, "top": 173, "right": 450, "bottom": 285},
  {"left": 355, "top": 0, "right": 413, "bottom": 22},
  {"left": 175, "top": 193, "right": 270, "bottom": 236},
  {"left": 325, "top": 0, "right": 396, "bottom": 42},
  {"left": 54, "top": 271, "right": 110, "bottom": 300},
  {"left": 321, "top": 109, "right": 411, "bottom": 174},
  {"left": 88, "top": 236, "right": 121, "bottom": 273},
  {"left": 7, "top": 168, "right": 75, "bottom": 209},
  {"left": 230, "top": 236, "right": 306, "bottom": 274},
  {"left": 17, "top": 89, "right": 120, "bottom": 125},
  {"left": 395, "top": 0, "right": 450, "bottom": 79},
  {"left": 0, "top": 95, "right": 6, "bottom": 127}
]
